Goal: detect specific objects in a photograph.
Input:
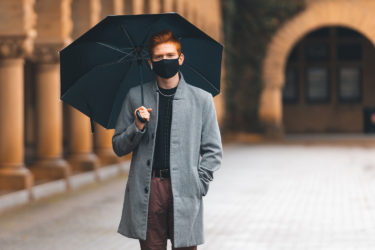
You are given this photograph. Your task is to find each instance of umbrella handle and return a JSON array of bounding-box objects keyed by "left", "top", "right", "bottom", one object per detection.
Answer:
[{"left": 136, "top": 110, "right": 147, "bottom": 123}]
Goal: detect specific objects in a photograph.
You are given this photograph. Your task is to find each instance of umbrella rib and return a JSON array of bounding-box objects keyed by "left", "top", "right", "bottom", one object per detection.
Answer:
[
  {"left": 180, "top": 36, "right": 223, "bottom": 48},
  {"left": 95, "top": 41, "right": 137, "bottom": 63},
  {"left": 61, "top": 60, "right": 125, "bottom": 100},
  {"left": 141, "top": 50, "right": 149, "bottom": 57},
  {"left": 118, "top": 50, "right": 136, "bottom": 63},
  {"left": 118, "top": 54, "right": 149, "bottom": 63},
  {"left": 108, "top": 61, "right": 136, "bottom": 127},
  {"left": 95, "top": 42, "right": 131, "bottom": 55},
  {"left": 184, "top": 62, "right": 220, "bottom": 93},
  {"left": 140, "top": 15, "right": 165, "bottom": 46},
  {"left": 120, "top": 24, "right": 136, "bottom": 47}
]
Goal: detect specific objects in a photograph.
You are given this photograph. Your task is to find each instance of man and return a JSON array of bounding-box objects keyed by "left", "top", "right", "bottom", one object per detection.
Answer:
[{"left": 112, "top": 29, "right": 223, "bottom": 250}]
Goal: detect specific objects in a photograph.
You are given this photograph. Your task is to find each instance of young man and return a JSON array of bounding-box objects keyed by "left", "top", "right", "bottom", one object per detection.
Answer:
[{"left": 112, "top": 29, "right": 223, "bottom": 250}]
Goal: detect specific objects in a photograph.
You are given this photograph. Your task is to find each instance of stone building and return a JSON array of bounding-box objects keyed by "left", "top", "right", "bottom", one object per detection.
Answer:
[
  {"left": 259, "top": 0, "right": 375, "bottom": 138},
  {"left": 0, "top": 0, "right": 224, "bottom": 196}
]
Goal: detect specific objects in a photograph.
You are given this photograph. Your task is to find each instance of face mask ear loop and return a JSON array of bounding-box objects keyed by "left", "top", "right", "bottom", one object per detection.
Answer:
[
  {"left": 176, "top": 53, "right": 181, "bottom": 67},
  {"left": 149, "top": 56, "right": 152, "bottom": 70}
]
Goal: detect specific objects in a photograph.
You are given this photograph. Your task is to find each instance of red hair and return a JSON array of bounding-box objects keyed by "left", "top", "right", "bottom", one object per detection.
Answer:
[{"left": 148, "top": 29, "right": 181, "bottom": 57}]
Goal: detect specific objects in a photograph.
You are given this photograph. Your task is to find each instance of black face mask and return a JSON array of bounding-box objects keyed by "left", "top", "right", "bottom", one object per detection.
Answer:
[{"left": 151, "top": 55, "right": 181, "bottom": 78}]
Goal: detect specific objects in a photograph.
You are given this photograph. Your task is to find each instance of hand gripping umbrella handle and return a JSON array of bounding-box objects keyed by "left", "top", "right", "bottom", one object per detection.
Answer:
[
  {"left": 136, "top": 58, "right": 147, "bottom": 124},
  {"left": 136, "top": 110, "right": 147, "bottom": 123}
]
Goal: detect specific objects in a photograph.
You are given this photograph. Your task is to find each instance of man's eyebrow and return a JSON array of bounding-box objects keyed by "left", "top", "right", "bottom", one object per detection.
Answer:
[{"left": 153, "top": 52, "right": 177, "bottom": 56}]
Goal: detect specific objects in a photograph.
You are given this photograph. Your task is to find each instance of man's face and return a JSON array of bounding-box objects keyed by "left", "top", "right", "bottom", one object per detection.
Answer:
[{"left": 148, "top": 42, "right": 184, "bottom": 66}]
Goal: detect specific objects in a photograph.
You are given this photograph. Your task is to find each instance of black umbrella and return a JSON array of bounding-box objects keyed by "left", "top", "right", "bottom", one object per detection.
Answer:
[{"left": 59, "top": 12, "right": 223, "bottom": 133}]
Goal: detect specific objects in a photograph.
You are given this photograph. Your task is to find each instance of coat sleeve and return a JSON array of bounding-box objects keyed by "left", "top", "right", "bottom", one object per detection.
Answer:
[
  {"left": 198, "top": 93, "right": 223, "bottom": 196},
  {"left": 112, "top": 88, "right": 147, "bottom": 157}
]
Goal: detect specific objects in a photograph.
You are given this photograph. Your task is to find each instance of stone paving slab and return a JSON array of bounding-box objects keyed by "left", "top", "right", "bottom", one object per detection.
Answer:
[{"left": 2, "top": 143, "right": 375, "bottom": 249}]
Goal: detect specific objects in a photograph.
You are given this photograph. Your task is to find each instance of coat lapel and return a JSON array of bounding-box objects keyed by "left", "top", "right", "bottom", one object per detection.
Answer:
[
  {"left": 151, "top": 70, "right": 187, "bottom": 100},
  {"left": 146, "top": 70, "right": 187, "bottom": 144}
]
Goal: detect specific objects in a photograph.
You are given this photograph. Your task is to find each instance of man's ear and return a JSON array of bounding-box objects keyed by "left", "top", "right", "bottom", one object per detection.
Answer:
[
  {"left": 148, "top": 58, "right": 152, "bottom": 69},
  {"left": 179, "top": 53, "right": 184, "bottom": 65}
]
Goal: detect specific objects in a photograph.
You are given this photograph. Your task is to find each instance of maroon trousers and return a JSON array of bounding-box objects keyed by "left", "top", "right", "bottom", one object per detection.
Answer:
[{"left": 139, "top": 171, "right": 197, "bottom": 250}]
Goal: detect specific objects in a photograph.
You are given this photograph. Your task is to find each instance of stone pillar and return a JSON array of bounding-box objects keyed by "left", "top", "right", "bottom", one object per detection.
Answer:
[
  {"left": 101, "top": 0, "right": 124, "bottom": 18},
  {"left": 175, "top": 0, "right": 184, "bottom": 15},
  {"left": 66, "top": 0, "right": 101, "bottom": 176},
  {"left": 72, "top": 0, "right": 101, "bottom": 38},
  {"left": 259, "top": 85, "right": 285, "bottom": 139},
  {"left": 0, "top": 49, "right": 33, "bottom": 195},
  {"left": 149, "top": 0, "right": 160, "bottom": 13},
  {"left": 132, "top": 0, "right": 144, "bottom": 14},
  {"left": 124, "top": 0, "right": 134, "bottom": 14},
  {"left": 27, "top": 0, "right": 74, "bottom": 187},
  {"left": 93, "top": 0, "right": 124, "bottom": 167},
  {"left": 94, "top": 124, "right": 120, "bottom": 166},
  {"left": 0, "top": 0, "right": 36, "bottom": 198},
  {"left": 29, "top": 45, "right": 71, "bottom": 184},
  {"left": 162, "top": 0, "right": 174, "bottom": 12},
  {"left": 65, "top": 106, "right": 100, "bottom": 174}
]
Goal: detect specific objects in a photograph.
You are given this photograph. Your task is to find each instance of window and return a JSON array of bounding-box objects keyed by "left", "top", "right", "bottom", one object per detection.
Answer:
[
  {"left": 337, "top": 27, "right": 362, "bottom": 38},
  {"left": 285, "top": 27, "right": 364, "bottom": 105},
  {"left": 306, "top": 67, "right": 329, "bottom": 102},
  {"left": 283, "top": 68, "right": 298, "bottom": 102},
  {"left": 338, "top": 67, "right": 361, "bottom": 101},
  {"left": 287, "top": 47, "right": 298, "bottom": 62},
  {"left": 337, "top": 44, "right": 362, "bottom": 60},
  {"left": 305, "top": 43, "right": 330, "bottom": 61},
  {"left": 306, "top": 27, "right": 330, "bottom": 38}
]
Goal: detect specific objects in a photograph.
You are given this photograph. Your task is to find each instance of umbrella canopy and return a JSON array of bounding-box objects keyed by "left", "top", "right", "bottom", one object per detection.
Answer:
[{"left": 59, "top": 12, "right": 223, "bottom": 132}]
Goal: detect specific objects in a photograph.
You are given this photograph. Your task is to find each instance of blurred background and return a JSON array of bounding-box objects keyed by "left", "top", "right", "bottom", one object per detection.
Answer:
[
  {"left": 2, "top": 0, "right": 375, "bottom": 249},
  {"left": 222, "top": 0, "right": 375, "bottom": 139},
  {"left": 0, "top": 0, "right": 223, "bottom": 194}
]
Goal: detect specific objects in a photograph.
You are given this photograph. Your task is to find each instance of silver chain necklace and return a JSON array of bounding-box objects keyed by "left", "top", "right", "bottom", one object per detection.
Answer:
[{"left": 158, "top": 88, "right": 176, "bottom": 97}]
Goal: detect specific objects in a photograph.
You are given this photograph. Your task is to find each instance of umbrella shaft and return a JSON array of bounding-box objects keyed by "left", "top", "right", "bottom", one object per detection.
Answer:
[{"left": 138, "top": 64, "right": 144, "bottom": 106}]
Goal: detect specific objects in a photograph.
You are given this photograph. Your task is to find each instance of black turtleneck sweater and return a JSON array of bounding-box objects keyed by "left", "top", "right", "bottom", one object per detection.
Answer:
[{"left": 152, "top": 84, "right": 178, "bottom": 171}]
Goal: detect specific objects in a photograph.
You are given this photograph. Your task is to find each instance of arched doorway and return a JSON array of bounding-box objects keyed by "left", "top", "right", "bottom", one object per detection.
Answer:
[
  {"left": 259, "top": 0, "right": 375, "bottom": 138},
  {"left": 282, "top": 26, "right": 375, "bottom": 133}
]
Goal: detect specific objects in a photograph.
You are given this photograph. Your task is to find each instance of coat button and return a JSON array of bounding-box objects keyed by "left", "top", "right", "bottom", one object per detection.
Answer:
[
  {"left": 144, "top": 187, "right": 149, "bottom": 193},
  {"left": 147, "top": 159, "right": 151, "bottom": 166}
]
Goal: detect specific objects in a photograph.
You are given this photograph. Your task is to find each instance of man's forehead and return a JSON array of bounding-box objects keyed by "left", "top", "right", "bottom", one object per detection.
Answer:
[{"left": 153, "top": 42, "right": 179, "bottom": 54}]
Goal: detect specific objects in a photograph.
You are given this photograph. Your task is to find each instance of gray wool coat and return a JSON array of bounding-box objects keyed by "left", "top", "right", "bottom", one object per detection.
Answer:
[{"left": 112, "top": 71, "right": 223, "bottom": 248}]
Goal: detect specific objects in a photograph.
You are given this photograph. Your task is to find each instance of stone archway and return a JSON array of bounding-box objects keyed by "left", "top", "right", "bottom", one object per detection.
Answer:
[{"left": 259, "top": 0, "right": 375, "bottom": 138}]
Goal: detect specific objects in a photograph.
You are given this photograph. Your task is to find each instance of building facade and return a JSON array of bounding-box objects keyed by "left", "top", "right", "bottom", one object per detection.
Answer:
[
  {"left": 0, "top": 0, "right": 224, "bottom": 195},
  {"left": 259, "top": 0, "right": 375, "bottom": 138}
]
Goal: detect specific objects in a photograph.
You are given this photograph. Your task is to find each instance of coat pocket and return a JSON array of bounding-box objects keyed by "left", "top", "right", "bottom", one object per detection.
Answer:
[{"left": 192, "top": 166, "right": 203, "bottom": 198}]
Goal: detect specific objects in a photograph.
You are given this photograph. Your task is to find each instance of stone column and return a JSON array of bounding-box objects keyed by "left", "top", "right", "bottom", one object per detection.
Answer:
[
  {"left": 259, "top": 85, "right": 285, "bottom": 139},
  {"left": 27, "top": 0, "right": 74, "bottom": 187},
  {"left": 0, "top": 0, "right": 36, "bottom": 199},
  {"left": 132, "top": 0, "right": 144, "bottom": 14},
  {"left": 149, "top": 0, "right": 160, "bottom": 13},
  {"left": 162, "top": 0, "right": 174, "bottom": 12},
  {"left": 29, "top": 44, "right": 71, "bottom": 184},
  {"left": 94, "top": 124, "right": 120, "bottom": 166},
  {"left": 101, "top": 0, "right": 124, "bottom": 18},
  {"left": 65, "top": 0, "right": 101, "bottom": 175},
  {"left": 124, "top": 0, "right": 134, "bottom": 14},
  {"left": 175, "top": 0, "right": 184, "bottom": 15},
  {"left": 0, "top": 39, "right": 34, "bottom": 196},
  {"left": 65, "top": 106, "right": 100, "bottom": 174},
  {"left": 93, "top": 0, "right": 124, "bottom": 167}
]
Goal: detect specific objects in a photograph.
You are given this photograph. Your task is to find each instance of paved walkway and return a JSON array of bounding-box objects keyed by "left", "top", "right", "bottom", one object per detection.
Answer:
[{"left": 2, "top": 143, "right": 375, "bottom": 249}]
